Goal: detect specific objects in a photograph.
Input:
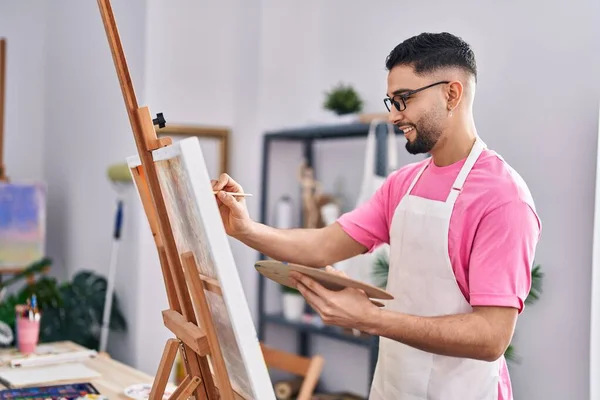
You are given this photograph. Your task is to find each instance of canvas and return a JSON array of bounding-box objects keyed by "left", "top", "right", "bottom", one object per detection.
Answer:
[
  {"left": 126, "top": 137, "right": 275, "bottom": 400},
  {"left": 0, "top": 182, "right": 46, "bottom": 269}
]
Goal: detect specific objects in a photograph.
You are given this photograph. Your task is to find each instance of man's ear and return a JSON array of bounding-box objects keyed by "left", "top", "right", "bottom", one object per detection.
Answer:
[{"left": 446, "top": 81, "right": 463, "bottom": 111}]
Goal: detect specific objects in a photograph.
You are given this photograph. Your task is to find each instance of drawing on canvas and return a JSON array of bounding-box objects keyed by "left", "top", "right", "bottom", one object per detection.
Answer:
[
  {"left": 127, "top": 137, "right": 274, "bottom": 400},
  {"left": 0, "top": 182, "right": 46, "bottom": 268}
]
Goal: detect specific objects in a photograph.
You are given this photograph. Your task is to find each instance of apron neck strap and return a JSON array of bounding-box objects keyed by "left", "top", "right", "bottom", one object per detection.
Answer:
[
  {"left": 406, "top": 160, "right": 429, "bottom": 194},
  {"left": 446, "top": 137, "right": 486, "bottom": 204},
  {"left": 406, "top": 137, "right": 487, "bottom": 201}
]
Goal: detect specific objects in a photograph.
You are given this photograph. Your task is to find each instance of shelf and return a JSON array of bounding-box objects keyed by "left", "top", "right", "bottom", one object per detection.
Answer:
[
  {"left": 264, "top": 312, "right": 377, "bottom": 347},
  {"left": 264, "top": 121, "right": 403, "bottom": 141},
  {"left": 257, "top": 120, "right": 393, "bottom": 383}
]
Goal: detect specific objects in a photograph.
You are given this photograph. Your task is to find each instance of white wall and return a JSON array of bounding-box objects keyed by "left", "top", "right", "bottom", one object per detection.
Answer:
[
  {"left": 41, "top": 0, "right": 150, "bottom": 369},
  {"left": 2, "top": 0, "right": 600, "bottom": 398},
  {"left": 43, "top": 0, "right": 146, "bottom": 279}
]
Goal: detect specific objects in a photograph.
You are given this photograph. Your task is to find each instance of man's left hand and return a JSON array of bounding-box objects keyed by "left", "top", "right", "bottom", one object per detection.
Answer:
[{"left": 288, "top": 266, "right": 379, "bottom": 331}]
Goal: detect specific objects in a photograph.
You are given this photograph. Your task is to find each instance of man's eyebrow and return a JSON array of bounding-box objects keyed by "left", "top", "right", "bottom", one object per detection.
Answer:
[
  {"left": 386, "top": 88, "right": 412, "bottom": 97},
  {"left": 392, "top": 88, "right": 412, "bottom": 95}
]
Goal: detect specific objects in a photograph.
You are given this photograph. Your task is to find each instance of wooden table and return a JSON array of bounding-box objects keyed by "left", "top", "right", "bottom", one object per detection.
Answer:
[{"left": 0, "top": 341, "right": 156, "bottom": 398}]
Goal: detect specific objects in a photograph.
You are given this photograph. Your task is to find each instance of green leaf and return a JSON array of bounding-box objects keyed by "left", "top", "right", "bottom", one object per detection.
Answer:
[
  {"left": 506, "top": 262, "right": 544, "bottom": 364},
  {"left": 371, "top": 251, "right": 389, "bottom": 289},
  {"left": 504, "top": 344, "right": 521, "bottom": 363},
  {"left": 0, "top": 257, "right": 52, "bottom": 290},
  {"left": 525, "top": 264, "right": 544, "bottom": 306},
  {"left": 323, "top": 83, "right": 363, "bottom": 115},
  {"left": 0, "top": 270, "right": 127, "bottom": 350}
]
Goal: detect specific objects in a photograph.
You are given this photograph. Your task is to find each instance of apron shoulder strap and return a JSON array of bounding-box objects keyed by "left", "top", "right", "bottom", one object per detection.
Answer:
[{"left": 446, "top": 137, "right": 487, "bottom": 204}]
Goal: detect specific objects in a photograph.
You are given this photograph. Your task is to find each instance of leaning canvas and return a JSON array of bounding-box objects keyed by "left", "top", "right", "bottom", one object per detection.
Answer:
[
  {"left": 0, "top": 182, "right": 46, "bottom": 269},
  {"left": 126, "top": 137, "right": 275, "bottom": 400}
]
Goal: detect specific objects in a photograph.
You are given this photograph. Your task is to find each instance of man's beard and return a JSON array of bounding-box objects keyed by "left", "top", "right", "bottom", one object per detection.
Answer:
[{"left": 403, "top": 115, "right": 443, "bottom": 155}]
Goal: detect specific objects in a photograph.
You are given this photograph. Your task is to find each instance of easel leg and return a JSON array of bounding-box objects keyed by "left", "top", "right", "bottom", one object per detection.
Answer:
[
  {"left": 150, "top": 339, "right": 211, "bottom": 400},
  {"left": 160, "top": 246, "right": 214, "bottom": 400},
  {"left": 182, "top": 252, "right": 235, "bottom": 400},
  {"left": 182, "top": 344, "right": 215, "bottom": 400},
  {"left": 150, "top": 339, "right": 180, "bottom": 400},
  {"left": 168, "top": 375, "right": 202, "bottom": 400}
]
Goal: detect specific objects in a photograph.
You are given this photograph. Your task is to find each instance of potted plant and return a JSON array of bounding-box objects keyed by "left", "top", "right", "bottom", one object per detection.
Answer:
[
  {"left": 0, "top": 262, "right": 127, "bottom": 351},
  {"left": 503, "top": 263, "right": 544, "bottom": 362},
  {"left": 323, "top": 82, "right": 363, "bottom": 121},
  {"left": 371, "top": 252, "right": 544, "bottom": 363},
  {"left": 281, "top": 284, "right": 305, "bottom": 322}
]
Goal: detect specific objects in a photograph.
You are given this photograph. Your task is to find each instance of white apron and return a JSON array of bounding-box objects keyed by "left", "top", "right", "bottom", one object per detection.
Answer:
[
  {"left": 369, "top": 137, "right": 501, "bottom": 400},
  {"left": 336, "top": 120, "right": 397, "bottom": 285}
]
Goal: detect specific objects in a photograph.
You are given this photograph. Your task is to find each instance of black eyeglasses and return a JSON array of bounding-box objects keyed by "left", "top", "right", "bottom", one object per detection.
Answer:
[{"left": 384, "top": 81, "right": 450, "bottom": 112}]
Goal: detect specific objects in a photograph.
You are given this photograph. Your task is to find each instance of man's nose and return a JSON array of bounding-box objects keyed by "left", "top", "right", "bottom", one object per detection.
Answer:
[{"left": 388, "top": 108, "right": 403, "bottom": 125}]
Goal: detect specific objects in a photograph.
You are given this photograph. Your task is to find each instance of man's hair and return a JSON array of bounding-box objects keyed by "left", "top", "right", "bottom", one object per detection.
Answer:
[{"left": 385, "top": 32, "right": 477, "bottom": 81}]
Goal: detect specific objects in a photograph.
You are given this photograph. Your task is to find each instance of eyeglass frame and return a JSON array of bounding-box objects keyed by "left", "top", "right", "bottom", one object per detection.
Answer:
[{"left": 384, "top": 81, "right": 450, "bottom": 112}]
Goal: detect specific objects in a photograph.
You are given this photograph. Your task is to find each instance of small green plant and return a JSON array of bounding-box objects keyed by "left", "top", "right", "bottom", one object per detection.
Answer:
[
  {"left": 0, "top": 265, "right": 127, "bottom": 351},
  {"left": 503, "top": 263, "right": 544, "bottom": 362},
  {"left": 370, "top": 252, "right": 544, "bottom": 363},
  {"left": 372, "top": 252, "right": 389, "bottom": 289},
  {"left": 323, "top": 83, "right": 363, "bottom": 115}
]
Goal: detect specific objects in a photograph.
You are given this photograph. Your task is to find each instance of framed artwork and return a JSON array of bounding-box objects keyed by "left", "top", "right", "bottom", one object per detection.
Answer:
[
  {"left": 155, "top": 124, "right": 229, "bottom": 178},
  {"left": 126, "top": 137, "right": 275, "bottom": 400},
  {"left": 0, "top": 182, "right": 46, "bottom": 269}
]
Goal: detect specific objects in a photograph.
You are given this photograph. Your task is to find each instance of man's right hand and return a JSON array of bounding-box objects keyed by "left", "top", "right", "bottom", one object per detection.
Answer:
[
  {"left": 211, "top": 173, "right": 253, "bottom": 238},
  {"left": 210, "top": 174, "right": 368, "bottom": 268}
]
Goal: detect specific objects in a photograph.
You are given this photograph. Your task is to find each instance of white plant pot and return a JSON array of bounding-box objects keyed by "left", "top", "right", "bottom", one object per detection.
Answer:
[
  {"left": 282, "top": 293, "right": 305, "bottom": 321},
  {"left": 334, "top": 112, "right": 360, "bottom": 123},
  {"left": 308, "top": 111, "right": 360, "bottom": 126}
]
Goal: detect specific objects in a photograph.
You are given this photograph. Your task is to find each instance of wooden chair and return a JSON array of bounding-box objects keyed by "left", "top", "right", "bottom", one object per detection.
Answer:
[{"left": 260, "top": 343, "right": 325, "bottom": 400}]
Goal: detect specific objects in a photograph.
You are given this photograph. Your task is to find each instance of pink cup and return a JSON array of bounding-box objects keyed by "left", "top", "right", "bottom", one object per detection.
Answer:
[{"left": 16, "top": 315, "right": 40, "bottom": 354}]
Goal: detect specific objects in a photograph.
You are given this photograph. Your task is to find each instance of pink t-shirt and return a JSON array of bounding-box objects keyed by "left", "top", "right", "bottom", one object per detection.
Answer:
[{"left": 337, "top": 148, "right": 541, "bottom": 400}]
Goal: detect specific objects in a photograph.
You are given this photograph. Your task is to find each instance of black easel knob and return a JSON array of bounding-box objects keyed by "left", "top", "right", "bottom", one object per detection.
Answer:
[{"left": 153, "top": 113, "right": 166, "bottom": 128}]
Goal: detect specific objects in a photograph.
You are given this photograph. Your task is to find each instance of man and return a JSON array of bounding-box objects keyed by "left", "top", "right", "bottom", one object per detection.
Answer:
[{"left": 212, "top": 32, "right": 541, "bottom": 400}]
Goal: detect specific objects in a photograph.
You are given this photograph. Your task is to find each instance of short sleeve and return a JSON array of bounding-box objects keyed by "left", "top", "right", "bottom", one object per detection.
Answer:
[
  {"left": 468, "top": 200, "right": 542, "bottom": 313},
  {"left": 336, "top": 173, "right": 395, "bottom": 253}
]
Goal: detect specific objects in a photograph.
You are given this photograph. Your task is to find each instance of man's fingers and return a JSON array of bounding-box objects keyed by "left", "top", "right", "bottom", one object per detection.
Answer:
[
  {"left": 214, "top": 173, "right": 244, "bottom": 193},
  {"left": 296, "top": 281, "right": 327, "bottom": 314},
  {"left": 218, "top": 191, "right": 244, "bottom": 212},
  {"left": 290, "top": 271, "right": 328, "bottom": 298},
  {"left": 342, "top": 287, "right": 367, "bottom": 297}
]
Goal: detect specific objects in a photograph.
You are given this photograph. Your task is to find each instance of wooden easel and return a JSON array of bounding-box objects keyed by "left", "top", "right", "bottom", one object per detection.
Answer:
[
  {"left": 96, "top": 1, "right": 239, "bottom": 399},
  {"left": 0, "top": 37, "right": 8, "bottom": 183}
]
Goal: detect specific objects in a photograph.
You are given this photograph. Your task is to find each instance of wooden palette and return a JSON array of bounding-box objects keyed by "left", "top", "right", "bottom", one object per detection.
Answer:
[{"left": 255, "top": 260, "right": 394, "bottom": 302}]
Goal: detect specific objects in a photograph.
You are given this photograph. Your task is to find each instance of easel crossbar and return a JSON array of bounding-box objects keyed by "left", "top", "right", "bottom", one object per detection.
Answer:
[{"left": 162, "top": 310, "right": 210, "bottom": 356}]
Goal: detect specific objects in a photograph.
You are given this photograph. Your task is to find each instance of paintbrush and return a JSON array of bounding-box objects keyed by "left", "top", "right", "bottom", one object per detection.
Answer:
[{"left": 213, "top": 191, "right": 253, "bottom": 197}]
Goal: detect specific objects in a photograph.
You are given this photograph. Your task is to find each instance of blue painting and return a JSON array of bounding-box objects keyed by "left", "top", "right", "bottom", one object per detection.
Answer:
[{"left": 0, "top": 182, "right": 46, "bottom": 268}]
